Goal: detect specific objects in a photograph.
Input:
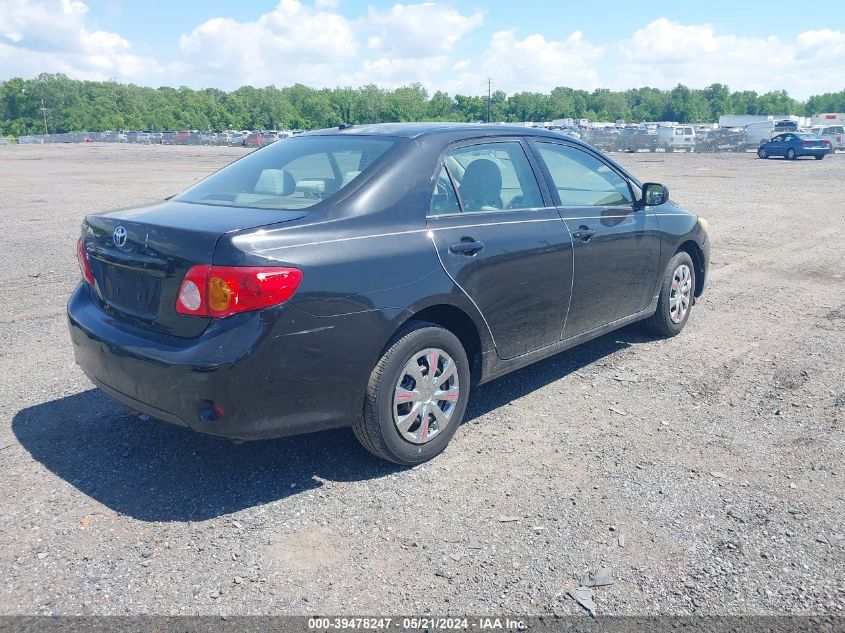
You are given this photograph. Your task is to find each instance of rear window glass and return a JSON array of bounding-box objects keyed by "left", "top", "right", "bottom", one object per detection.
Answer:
[{"left": 176, "top": 136, "right": 396, "bottom": 210}]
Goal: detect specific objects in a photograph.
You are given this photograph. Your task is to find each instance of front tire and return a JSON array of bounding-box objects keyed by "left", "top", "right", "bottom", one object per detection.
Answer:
[
  {"left": 643, "top": 252, "right": 696, "bottom": 338},
  {"left": 353, "top": 322, "right": 470, "bottom": 465}
]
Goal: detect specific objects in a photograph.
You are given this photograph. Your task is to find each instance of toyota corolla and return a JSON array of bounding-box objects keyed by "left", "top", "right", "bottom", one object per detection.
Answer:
[{"left": 69, "top": 123, "right": 710, "bottom": 465}]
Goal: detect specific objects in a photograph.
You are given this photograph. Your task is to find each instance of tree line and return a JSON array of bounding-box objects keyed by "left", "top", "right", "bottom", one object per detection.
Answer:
[{"left": 2, "top": 73, "right": 844, "bottom": 138}]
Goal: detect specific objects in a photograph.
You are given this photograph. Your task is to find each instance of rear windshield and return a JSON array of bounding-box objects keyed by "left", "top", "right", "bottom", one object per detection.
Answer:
[{"left": 176, "top": 136, "right": 396, "bottom": 210}]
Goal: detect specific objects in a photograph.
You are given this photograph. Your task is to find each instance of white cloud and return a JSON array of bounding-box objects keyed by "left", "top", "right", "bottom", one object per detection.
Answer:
[
  {"left": 0, "top": 0, "right": 159, "bottom": 80},
  {"left": 616, "top": 18, "right": 845, "bottom": 99},
  {"left": 349, "top": 3, "right": 483, "bottom": 90},
  {"left": 176, "top": 0, "right": 357, "bottom": 88},
  {"left": 362, "top": 3, "right": 483, "bottom": 58},
  {"left": 463, "top": 29, "right": 604, "bottom": 95},
  {"left": 355, "top": 55, "right": 450, "bottom": 88}
]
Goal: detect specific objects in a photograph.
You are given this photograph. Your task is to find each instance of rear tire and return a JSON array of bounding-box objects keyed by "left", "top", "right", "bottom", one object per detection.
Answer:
[
  {"left": 757, "top": 147, "right": 768, "bottom": 159},
  {"left": 643, "top": 251, "right": 696, "bottom": 338},
  {"left": 787, "top": 148, "right": 796, "bottom": 160},
  {"left": 353, "top": 322, "right": 470, "bottom": 465},
  {"left": 815, "top": 155, "right": 824, "bottom": 160}
]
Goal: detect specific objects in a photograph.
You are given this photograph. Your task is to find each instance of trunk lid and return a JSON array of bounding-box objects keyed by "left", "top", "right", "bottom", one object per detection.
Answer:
[{"left": 82, "top": 200, "right": 306, "bottom": 337}]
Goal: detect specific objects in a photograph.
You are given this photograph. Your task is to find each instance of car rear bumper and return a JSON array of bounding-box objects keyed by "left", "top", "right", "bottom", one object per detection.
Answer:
[
  {"left": 796, "top": 146, "right": 832, "bottom": 156},
  {"left": 67, "top": 283, "right": 377, "bottom": 440}
]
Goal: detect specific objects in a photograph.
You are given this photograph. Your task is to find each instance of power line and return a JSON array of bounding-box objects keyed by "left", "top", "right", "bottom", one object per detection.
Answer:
[{"left": 486, "top": 78, "right": 492, "bottom": 123}]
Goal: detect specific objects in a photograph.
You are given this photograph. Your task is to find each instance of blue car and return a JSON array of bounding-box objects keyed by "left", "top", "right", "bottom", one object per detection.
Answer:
[{"left": 757, "top": 132, "right": 832, "bottom": 160}]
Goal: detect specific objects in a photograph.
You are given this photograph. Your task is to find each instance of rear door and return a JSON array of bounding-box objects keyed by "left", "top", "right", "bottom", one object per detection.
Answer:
[
  {"left": 427, "top": 139, "right": 574, "bottom": 360},
  {"left": 529, "top": 140, "right": 660, "bottom": 339}
]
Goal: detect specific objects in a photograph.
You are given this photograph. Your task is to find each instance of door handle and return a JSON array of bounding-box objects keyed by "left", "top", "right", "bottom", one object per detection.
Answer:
[
  {"left": 572, "top": 226, "right": 595, "bottom": 242},
  {"left": 449, "top": 239, "right": 486, "bottom": 255}
]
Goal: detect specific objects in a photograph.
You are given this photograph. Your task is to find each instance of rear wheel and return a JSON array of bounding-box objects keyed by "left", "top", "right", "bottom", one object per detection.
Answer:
[
  {"left": 815, "top": 155, "right": 824, "bottom": 160},
  {"left": 353, "top": 322, "right": 470, "bottom": 465},
  {"left": 787, "top": 148, "right": 796, "bottom": 160},
  {"left": 643, "top": 252, "right": 696, "bottom": 338},
  {"left": 757, "top": 147, "right": 768, "bottom": 159}
]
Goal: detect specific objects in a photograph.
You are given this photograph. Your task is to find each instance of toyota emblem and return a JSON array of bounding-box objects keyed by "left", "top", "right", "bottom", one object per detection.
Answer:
[{"left": 113, "top": 225, "right": 128, "bottom": 248}]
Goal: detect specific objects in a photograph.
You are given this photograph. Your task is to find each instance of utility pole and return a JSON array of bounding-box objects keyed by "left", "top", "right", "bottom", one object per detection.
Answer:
[
  {"left": 486, "top": 78, "right": 492, "bottom": 123},
  {"left": 40, "top": 98, "right": 48, "bottom": 135}
]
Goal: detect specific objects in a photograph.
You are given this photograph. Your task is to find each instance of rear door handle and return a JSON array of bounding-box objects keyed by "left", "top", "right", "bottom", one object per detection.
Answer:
[
  {"left": 572, "top": 227, "right": 595, "bottom": 242},
  {"left": 449, "top": 239, "right": 486, "bottom": 255}
]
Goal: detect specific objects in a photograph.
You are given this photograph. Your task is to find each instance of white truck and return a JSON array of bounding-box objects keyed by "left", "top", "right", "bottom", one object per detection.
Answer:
[
  {"left": 657, "top": 125, "right": 695, "bottom": 152},
  {"left": 813, "top": 124, "right": 845, "bottom": 151},
  {"left": 744, "top": 119, "right": 797, "bottom": 146}
]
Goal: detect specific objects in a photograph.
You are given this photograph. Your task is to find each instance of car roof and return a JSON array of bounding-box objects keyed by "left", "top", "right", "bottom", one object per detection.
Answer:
[{"left": 301, "top": 122, "right": 576, "bottom": 141}]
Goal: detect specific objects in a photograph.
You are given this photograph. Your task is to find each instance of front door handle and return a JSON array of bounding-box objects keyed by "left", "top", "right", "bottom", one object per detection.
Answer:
[
  {"left": 572, "top": 226, "right": 595, "bottom": 242},
  {"left": 449, "top": 239, "right": 486, "bottom": 255}
]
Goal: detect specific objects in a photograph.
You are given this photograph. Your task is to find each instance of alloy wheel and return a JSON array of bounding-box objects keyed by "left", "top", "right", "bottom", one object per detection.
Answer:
[{"left": 393, "top": 348, "right": 460, "bottom": 444}]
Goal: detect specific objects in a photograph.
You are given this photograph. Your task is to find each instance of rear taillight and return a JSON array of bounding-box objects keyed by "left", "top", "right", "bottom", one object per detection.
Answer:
[
  {"left": 802, "top": 141, "right": 812, "bottom": 147},
  {"left": 176, "top": 266, "right": 303, "bottom": 318},
  {"left": 76, "top": 239, "right": 94, "bottom": 285}
]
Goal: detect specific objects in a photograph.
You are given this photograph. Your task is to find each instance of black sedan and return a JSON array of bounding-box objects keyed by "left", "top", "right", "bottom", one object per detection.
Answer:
[{"left": 69, "top": 123, "right": 710, "bottom": 465}]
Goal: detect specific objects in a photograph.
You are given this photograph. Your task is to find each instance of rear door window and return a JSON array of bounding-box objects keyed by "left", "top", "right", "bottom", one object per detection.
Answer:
[
  {"left": 443, "top": 141, "right": 543, "bottom": 212},
  {"left": 430, "top": 166, "right": 460, "bottom": 215}
]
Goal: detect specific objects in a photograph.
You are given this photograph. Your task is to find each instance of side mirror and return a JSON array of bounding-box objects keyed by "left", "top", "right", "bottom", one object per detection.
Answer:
[{"left": 640, "top": 182, "right": 669, "bottom": 207}]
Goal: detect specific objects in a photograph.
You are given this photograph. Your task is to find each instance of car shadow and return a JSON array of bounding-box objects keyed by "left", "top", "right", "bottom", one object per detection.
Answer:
[
  {"left": 12, "top": 324, "right": 649, "bottom": 523},
  {"left": 464, "top": 323, "right": 648, "bottom": 422}
]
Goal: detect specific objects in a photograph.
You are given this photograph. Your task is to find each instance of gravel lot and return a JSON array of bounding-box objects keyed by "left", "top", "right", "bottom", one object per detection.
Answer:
[{"left": 0, "top": 144, "right": 843, "bottom": 617}]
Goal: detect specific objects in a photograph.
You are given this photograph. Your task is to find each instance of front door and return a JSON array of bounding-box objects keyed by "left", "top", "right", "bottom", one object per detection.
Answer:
[
  {"left": 530, "top": 140, "right": 661, "bottom": 338},
  {"left": 427, "top": 139, "right": 574, "bottom": 360},
  {"left": 768, "top": 134, "right": 788, "bottom": 156}
]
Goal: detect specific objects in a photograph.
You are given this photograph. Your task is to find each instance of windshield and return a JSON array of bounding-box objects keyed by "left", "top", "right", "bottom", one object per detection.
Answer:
[{"left": 176, "top": 135, "right": 397, "bottom": 210}]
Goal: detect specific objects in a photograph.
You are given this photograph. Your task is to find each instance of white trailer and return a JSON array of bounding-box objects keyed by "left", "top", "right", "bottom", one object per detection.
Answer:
[
  {"left": 811, "top": 113, "right": 845, "bottom": 126},
  {"left": 719, "top": 114, "right": 770, "bottom": 128},
  {"left": 745, "top": 119, "right": 798, "bottom": 145}
]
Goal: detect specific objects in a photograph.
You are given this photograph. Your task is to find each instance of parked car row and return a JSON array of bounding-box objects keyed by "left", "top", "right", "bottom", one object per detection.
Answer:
[
  {"left": 583, "top": 125, "right": 692, "bottom": 153},
  {"left": 580, "top": 121, "right": 837, "bottom": 158},
  {"left": 86, "top": 129, "right": 299, "bottom": 147}
]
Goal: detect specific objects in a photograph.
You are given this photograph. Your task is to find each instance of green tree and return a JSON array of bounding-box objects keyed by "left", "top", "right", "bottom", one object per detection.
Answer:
[{"left": 0, "top": 75, "right": 833, "bottom": 138}]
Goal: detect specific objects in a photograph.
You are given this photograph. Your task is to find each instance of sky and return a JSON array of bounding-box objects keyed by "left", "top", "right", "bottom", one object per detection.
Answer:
[{"left": 1, "top": 0, "right": 844, "bottom": 99}]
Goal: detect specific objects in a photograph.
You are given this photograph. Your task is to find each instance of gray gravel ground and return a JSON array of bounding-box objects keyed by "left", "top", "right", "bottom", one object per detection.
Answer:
[{"left": 0, "top": 144, "right": 843, "bottom": 616}]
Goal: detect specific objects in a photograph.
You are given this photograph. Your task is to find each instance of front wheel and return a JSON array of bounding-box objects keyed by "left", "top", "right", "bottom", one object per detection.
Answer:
[
  {"left": 643, "top": 252, "right": 696, "bottom": 338},
  {"left": 757, "top": 147, "right": 768, "bottom": 159},
  {"left": 353, "top": 322, "right": 470, "bottom": 465}
]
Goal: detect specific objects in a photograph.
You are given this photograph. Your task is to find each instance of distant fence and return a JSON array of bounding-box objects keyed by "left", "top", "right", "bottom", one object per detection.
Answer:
[
  {"left": 9, "top": 131, "right": 264, "bottom": 146},
  {"left": 16, "top": 133, "right": 99, "bottom": 144}
]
